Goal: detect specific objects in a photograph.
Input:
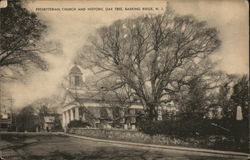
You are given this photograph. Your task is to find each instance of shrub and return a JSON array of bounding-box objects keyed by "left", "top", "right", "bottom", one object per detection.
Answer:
[
  {"left": 137, "top": 118, "right": 248, "bottom": 137},
  {"left": 67, "top": 120, "right": 91, "bottom": 128}
]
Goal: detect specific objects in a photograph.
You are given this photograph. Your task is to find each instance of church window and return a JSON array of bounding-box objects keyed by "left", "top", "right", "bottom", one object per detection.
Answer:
[{"left": 75, "top": 75, "right": 80, "bottom": 86}]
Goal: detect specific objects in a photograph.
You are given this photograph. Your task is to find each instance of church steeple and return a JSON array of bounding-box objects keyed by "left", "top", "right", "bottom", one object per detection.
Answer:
[{"left": 69, "top": 64, "right": 83, "bottom": 89}]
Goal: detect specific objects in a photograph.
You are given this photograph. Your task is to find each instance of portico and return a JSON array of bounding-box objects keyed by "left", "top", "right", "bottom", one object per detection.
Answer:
[{"left": 62, "top": 106, "right": 80, "bottom": 130}]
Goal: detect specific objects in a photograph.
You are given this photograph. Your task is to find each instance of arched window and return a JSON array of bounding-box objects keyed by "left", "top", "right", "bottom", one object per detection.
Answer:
[{"left": 75, "top": 75, "right": 80, "bottom": 86}]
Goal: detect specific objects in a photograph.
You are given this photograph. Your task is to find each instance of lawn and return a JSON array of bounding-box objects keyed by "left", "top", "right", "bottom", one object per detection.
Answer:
[{"left": 0, "top": 134, "right": 247, "bottom": 160}]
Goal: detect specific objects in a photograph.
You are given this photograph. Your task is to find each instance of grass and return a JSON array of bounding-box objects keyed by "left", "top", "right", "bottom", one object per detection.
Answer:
[
  {"left": 69, "top": 128, "right": 249, "bottom": 153},
  {"left": 0, "top": 133, "right": 247, "bottom": 160}
]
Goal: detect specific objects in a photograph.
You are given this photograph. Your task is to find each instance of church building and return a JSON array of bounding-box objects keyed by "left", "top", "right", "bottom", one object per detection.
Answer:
[{"left": 61, "top": 65, "right": 143, "bottom": 131}]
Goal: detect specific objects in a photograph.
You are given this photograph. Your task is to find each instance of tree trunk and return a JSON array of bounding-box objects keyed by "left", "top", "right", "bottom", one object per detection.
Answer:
[{"left": 146, "top": 103, "right": 158, "bottom": 121}]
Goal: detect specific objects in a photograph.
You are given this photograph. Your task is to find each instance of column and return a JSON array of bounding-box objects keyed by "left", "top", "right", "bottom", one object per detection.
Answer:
[
  {"left": 75, "top": 107, "right": 79, "bottom": 120},
  {"left": 62, "top": 112, "right": 66, "bottom": 129},
  {"left": 70, "top": 108, "right": 74, "bottom": 121},
  {"left": 82, "top": 112, "right": 86, "bottom": 121},
  {"left": 66, "top": 110, "right": 70, "bottom": 126}
]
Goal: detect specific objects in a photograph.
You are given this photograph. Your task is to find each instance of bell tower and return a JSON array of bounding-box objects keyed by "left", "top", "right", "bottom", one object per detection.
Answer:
[{"left": 69, "top": 64, "right": 83, "bottom": 89}]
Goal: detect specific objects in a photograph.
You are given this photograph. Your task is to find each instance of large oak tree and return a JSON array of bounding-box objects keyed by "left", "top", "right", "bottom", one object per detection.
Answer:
[{"left": 81, "top": 8, "right": 221, "bottom": 120}]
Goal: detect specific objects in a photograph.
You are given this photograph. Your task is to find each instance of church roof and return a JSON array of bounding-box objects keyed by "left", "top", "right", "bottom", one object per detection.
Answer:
[
  {"left": 70, "top": 65, "right": 82, "bottom": 74},
  {"left": 67, "top": 90, "right": 141, "bottom": 106},
  {"left": 70, "top": 91, "right": 123, "bottom": 103}
]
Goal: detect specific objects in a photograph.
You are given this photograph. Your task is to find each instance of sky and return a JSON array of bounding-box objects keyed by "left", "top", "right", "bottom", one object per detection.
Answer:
[{"left": 4, "top": 0, "right": 249, "bottom": 108}]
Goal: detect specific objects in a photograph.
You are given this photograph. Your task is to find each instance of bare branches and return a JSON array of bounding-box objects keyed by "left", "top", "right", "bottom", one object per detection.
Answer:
[
  {"left": 0, "top": 1, "right": 48, "bottom": 80},
  {"left": 81, "top": 7, "right": 221, "bottom": 120}
]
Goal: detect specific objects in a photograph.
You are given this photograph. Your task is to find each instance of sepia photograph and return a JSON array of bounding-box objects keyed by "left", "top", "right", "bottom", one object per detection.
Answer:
[{"left": 0, "top": 0, "right": 249, "bottom": 159}]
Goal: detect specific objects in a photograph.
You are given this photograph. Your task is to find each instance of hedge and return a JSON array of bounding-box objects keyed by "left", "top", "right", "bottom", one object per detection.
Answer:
[{"left": 137, "top": 118, "right": 248, "bottom": 138}]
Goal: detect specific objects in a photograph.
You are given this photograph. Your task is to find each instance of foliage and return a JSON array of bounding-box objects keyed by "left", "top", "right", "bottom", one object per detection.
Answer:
[
  {"left": 68, "top": 127, "right": 248, "bottom": 152},
  {"left": 15, "top": 105, "right": 62, "bottom": 132},
  {"left": 230, "top": 75, "right": 249, "bottom": 120},
  {"left": 176, "top": 74, "right": 211, "bottom": 120},
  {"left": 52, "top": 114, "right": 64, "bottom": 131},
  {"left": 216, "top": 78, "right": 233, "bottom": 118},
  {"left": 81, "top": 6, "right": 221, "bottom": 120},
  {"left": 29, "top": 96, "right": 63, "bottom": 130},
  {"left": 36, "top": 105, "right": 51, "bottom": 130},
  {"left": 0, "top": 0, "right": 47, "bottom": 79},
  {"left": 100, "top": 107, "right": 111, "bottom": 120},
  {"left": 16, "top": 105, "right": 38, "bottom": 132},
  {"left": 137, "top": 118, "right": 248, "bottom": 138},
  {"left": 38, "top": 105, "right": 51, "bottom": 117},
  {"left": 67, "top": 120, "right": 91, "bottom": 128}
]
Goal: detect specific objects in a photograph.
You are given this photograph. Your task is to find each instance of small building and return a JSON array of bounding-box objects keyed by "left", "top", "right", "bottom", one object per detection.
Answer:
[
  {"left": 43, "top": 116, "right": 55, "bottom": 131},
  {"left": 0, "top": 106, "right": 12, "bottom": 131},
  {"left": 42, "top": 114, "right": 62, "bottom": 132}
]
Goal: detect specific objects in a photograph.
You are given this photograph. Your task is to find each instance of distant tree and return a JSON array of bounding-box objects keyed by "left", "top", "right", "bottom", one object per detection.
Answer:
[
  {"left": 16, "top": 105, "right": 37, "bottom": 132},
  {"left": 38, "top": 105, "right": 50, "bottom": 116},
  {"left": 178, "top": 78, "right": 208, "bottom": 119},
  {"left": 81, "top": 6, "right": 221, "bottom": 120},
  {"left": 172, "top": 59, "right": 225, "bottom": 120},
  {"left": 0, "top": 0, "right": 47, "bottom": 80},
  {"left": 33, "top": 95, "right": 62, "bottom": 112},
  {"left": 224, "top": 75, "right": 249, "bottom": 149},
  {"left": 230, "top": 75, "right": 249, "bottom": 120},
  {"left": 30, "top": 95, "right": 63, "bottom": 130},
  {"left": 36, "top": 105, "right": 50, "bottom": 129},
  {"left": 216, "top": 75, "right": 236, "bottom": 119}
]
